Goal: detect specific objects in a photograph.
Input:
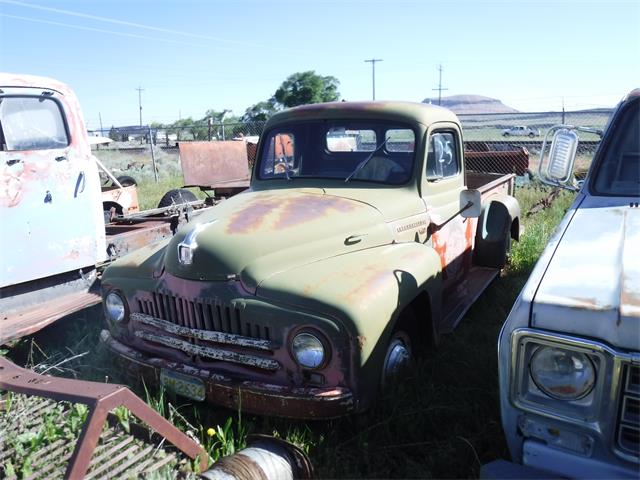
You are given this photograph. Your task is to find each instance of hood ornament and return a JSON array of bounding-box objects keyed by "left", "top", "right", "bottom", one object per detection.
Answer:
[{"left": 177, "top": 220, "right": 217, "bottom": 265}]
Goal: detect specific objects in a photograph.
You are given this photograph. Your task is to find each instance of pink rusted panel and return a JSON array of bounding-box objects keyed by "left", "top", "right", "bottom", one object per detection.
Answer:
[{"left": 179, "top": 141, "right": 250, "bottom": 188}]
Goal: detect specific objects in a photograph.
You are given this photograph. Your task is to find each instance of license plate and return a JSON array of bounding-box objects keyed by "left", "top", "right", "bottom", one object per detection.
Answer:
[{"left": 160, "top": 369, "right": 205, "bottom": 401}]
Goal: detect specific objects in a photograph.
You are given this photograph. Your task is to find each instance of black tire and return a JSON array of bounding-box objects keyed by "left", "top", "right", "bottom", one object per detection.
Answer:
[
  {"left": 115, "top": 175, "right": 137, "bottom": 187},
  {"left": 503, "top": 132, "right": 510, "bottom": 137},
  {"left": 157, "top": 188, "right": 198, "bottom": 208},
  {"left": 528, "top": 132, "right": 535, "bottom": 138}
]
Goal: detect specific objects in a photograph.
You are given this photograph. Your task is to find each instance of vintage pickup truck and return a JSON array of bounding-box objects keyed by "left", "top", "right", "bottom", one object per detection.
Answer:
[
  {"left": 101, "top": 101, "right": 521, "bottom": 418},
  {"left": 484, "top": 89, "right": 639, "bottom": 478}
]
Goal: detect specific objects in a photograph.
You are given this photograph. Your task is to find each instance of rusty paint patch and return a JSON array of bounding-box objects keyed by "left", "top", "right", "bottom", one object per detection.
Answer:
[
  {"left": 226, "top": 193, "right": 360, "bottom": 234},
  {"left": 135, "top": 330, "right": 280, "bottom": 371},
  {"left": 274, "top": 195, "right": 359, "bottom": 229}
]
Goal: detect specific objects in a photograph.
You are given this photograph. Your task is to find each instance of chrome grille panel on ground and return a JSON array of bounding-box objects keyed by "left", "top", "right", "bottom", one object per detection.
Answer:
[
  {"left": 137, "top": 292, "right": 271, "bottom": 340},
  {"left": 616, "top": 364, "right": 639, "bottom": 460}
]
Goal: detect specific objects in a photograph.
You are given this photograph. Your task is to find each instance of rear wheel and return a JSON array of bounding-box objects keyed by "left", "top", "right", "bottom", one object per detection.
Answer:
[{"left": 157, "top": 188, "right": 198, "bottom": 208}]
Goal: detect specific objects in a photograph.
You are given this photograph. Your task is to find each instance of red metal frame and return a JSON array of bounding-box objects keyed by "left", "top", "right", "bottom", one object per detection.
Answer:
[{"left": 0, "top": 357, "right": 208, "bottom": 477}]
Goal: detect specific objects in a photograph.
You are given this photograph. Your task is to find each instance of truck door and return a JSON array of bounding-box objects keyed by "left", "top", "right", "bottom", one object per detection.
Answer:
[
  {"left": 422, "top": 126, "right": 474, "bottom": 288},
  {"left": 0, "top": 90, "right": 104, "bottom": 288}
]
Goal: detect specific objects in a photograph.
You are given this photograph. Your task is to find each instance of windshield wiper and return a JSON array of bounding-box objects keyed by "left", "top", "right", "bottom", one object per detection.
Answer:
[{"left": 345, "top": 137, "right": 390, "bottom": 183}]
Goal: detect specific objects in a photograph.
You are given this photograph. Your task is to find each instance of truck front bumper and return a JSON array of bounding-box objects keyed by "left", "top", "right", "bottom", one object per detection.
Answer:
[
  {"left": 482, "top": 440, "right": 639, "bottom": 479},
  {"left": 101, "top": 330, "right": 355, "bottom": 419}
]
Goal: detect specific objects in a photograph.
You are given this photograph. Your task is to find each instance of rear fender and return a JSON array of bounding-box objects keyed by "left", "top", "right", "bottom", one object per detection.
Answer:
[{"left": 474, "top": 194, "right": 520, "bottom": 267}]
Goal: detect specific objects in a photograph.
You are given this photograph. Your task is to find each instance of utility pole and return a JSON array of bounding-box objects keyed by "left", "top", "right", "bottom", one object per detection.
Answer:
[
  {"left": 561, "top": 97, "right": 566, "bottom": 124},
  {"left": 364, "top": 58, "right": 382, "bottom": 100},
  {"left": 98, "top": 112, "right": 104, "bottom": 136},
  {"left": 432, "top": 64, "right": 448, "bottom": 106},
  {"left": 135, "top": 86, "right": 144, "bottom": 127}
]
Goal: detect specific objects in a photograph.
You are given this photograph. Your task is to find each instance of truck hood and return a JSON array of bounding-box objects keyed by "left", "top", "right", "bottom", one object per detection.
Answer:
[
  {"left": 532, "top": 197, "right": 640, "bottom": 350},
  {"left": 164, "top": 188, "right": 394, "bottom": 291}
]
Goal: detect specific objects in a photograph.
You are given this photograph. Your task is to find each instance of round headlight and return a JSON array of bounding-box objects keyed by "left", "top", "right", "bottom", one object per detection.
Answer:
[
  {"left": 530, "top": 346, "right": 595, "bottom": 400},
  {"left": 105, "top": 292, "right": 126, "bottom": 323},
  {"left": 292, "top": 333, "right": 325, "bottom": 369}
]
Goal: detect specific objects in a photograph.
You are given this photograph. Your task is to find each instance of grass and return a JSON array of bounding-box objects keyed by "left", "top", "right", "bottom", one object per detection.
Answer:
[{"left": 3, "top": 177, "right": 575, "bottom": 478}]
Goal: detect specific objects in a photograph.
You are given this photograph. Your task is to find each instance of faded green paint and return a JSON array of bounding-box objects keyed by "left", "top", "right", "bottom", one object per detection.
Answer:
[{"left": 102, "top": 101, "right": 516, "bottom": 417}]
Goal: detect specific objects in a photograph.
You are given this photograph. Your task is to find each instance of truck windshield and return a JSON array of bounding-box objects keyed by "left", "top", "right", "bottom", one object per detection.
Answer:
[
  {"left": 592, "top": 99, "right": 639, "bottom": 196},
  {"left": 257, "top": 121, "right": 415, "bottom": 185}
]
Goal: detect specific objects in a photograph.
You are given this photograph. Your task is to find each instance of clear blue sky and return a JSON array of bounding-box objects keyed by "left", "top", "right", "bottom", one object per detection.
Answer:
[{"left": 1, "top": 0, "right": 638, "bottom": 130}]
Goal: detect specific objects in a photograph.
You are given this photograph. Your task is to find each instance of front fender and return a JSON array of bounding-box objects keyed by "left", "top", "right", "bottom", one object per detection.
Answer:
[{"left": 256, "top": 242, "right": 442, "bottom": 403}]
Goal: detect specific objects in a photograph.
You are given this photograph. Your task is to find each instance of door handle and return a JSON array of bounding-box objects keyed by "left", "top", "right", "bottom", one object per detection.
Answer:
[
  {"left": 6, "top": 158, "right": 21, "bottom": 166},
  {"left": 74, "top": 171, "right": 86, "bottom": 197},
  {"left": 55, "top": 155, "right": 67, "bottom": 162},
  {"left": 345, "top": 234, "right": 367, "bottom": 245}
]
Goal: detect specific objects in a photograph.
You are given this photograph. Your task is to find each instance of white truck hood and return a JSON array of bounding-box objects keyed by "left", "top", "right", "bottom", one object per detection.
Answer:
[{"left": 532, "top": 196, "right": 640, "bottom": 351}]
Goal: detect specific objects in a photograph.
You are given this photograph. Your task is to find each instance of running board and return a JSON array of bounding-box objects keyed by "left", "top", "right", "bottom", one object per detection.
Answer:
[{"left": 439, "top": 267, "right": 499, "bottom": 334}]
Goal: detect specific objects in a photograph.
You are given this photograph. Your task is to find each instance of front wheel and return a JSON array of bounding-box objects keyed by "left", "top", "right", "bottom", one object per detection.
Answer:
[
  {"left": 528, "top": 132, "right": 535, "bottom": 138},
  {"left": 381, "top": 330, "right": 413, "bottom": 389}
]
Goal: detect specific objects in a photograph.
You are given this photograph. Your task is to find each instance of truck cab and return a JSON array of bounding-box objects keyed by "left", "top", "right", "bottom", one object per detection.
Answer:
[{"left": 491, "top": 89, "right": 639, "bottom": 478}]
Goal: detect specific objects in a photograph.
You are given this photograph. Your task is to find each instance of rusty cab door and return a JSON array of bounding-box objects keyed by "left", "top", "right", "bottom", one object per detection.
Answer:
[
  {"left": 0, "top": 86, "right": 105, "bottom": 288},
  {"left": 421, "top": 123, "right": 475, "bottom": 289}
]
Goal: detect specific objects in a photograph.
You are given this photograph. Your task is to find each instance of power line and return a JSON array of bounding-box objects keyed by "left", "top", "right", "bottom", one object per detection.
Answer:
[
  {"left": 0, "top": 13, "right": 208, "bottom": 48},
  {"left": 432, "top": 64, "right": 448, "bottom": 106},
  {"left": 364, "top": 59, "right": 382, "bottom": 101},
  {"left": 0, "top": 0, "right": 269, "bottom": 50}
]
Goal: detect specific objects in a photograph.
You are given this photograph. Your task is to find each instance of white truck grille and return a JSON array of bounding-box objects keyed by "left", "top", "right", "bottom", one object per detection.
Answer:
[{"left": 616, "top": 364, "right": 639, "bottom": 460}]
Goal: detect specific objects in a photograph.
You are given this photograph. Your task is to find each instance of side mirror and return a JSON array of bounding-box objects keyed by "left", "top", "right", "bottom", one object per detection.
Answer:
[
  {"left": 547, "top": 128, "right": 579, "bottom": 183},
  {"left": 460, "top": 189, "right": 481, "bottom": 218},
  {"left": 539, "top": 127, "right": 579, "bottom": 186}
]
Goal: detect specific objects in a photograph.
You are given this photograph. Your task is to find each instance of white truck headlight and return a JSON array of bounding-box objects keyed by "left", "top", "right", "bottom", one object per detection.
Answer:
[
  {"left": 530, "top": 346, "right": 595, "bottom": 400},
  {"left": 292, "top": 332, "right": 326, "bottom": 369},
  {"left": 105, "top": 291, "right": 127, "bottom": 323}
]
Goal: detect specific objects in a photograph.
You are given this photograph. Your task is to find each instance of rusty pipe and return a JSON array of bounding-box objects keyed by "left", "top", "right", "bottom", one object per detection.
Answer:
[{"left": 200, "top": 435, "right": 313, "bottom": 480}]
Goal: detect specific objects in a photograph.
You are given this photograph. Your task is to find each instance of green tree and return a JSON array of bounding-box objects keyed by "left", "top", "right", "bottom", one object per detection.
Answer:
[
  {"left": 242, "top": 100, "right": 277, "bottom": 122},
  {"left": 273, "top": 71, "right": 340, "bottom": 108}
]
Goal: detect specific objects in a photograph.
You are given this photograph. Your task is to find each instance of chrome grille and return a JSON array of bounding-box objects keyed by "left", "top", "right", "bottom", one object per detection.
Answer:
[
  {"left": 137, "top": 293, "right": 270, "bottom": 341},
  {"left": 616, "top": 364, "right": 639, "bottom": 460}
]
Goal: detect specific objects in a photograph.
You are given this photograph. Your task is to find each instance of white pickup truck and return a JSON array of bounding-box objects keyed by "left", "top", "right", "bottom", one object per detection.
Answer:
[
  {"left": 502, "top": 126, "right": 539, "bottom": 138},
  {"left": 484, "top": 89, "right": 639, "bottom": 478}
]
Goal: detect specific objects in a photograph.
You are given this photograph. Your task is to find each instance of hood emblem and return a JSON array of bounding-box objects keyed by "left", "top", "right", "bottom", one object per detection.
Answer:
[{"left": 177, "top": 220, "right": 217, "bottom": 265}]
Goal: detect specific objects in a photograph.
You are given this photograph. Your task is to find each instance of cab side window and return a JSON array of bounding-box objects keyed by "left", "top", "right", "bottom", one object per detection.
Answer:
[
  {"left": 426, "top": 132, "right": 459, "bottom": 180},
  {"left": 0, "top": 97, "right": 69, "bottom": 151}
]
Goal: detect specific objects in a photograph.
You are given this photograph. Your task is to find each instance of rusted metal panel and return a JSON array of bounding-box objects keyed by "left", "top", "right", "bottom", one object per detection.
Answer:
[
  {"left": 179, "top": 141, "right": 250, "bottom": 188},
  {"left": 1, "top": 289, "right": 101, "bottom": 345},
  {"left": 465, "top": 147, "right": 529, "bottom": 176},
  {"left": 0, "top": 357, "right": 208, "bottom": 477}
]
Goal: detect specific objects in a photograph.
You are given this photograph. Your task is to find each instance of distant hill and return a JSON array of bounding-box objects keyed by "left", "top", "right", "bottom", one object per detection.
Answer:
[{"left": 421, "top": 95, "right": 519, "bottom": 114}]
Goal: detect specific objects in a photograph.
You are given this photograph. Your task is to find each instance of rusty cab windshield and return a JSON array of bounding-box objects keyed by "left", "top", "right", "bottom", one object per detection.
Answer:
[
  {"left": 257, "top": 121, "right": 416, "bottom": 185},
  {"left": 591, "top": 97, "right": 639, "bottom": 196}
]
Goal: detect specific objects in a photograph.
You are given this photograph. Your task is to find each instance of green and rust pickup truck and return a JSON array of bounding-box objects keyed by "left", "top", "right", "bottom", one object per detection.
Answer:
[{"left": 100, "top": 101, "right": 520, "bottom": 418}]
